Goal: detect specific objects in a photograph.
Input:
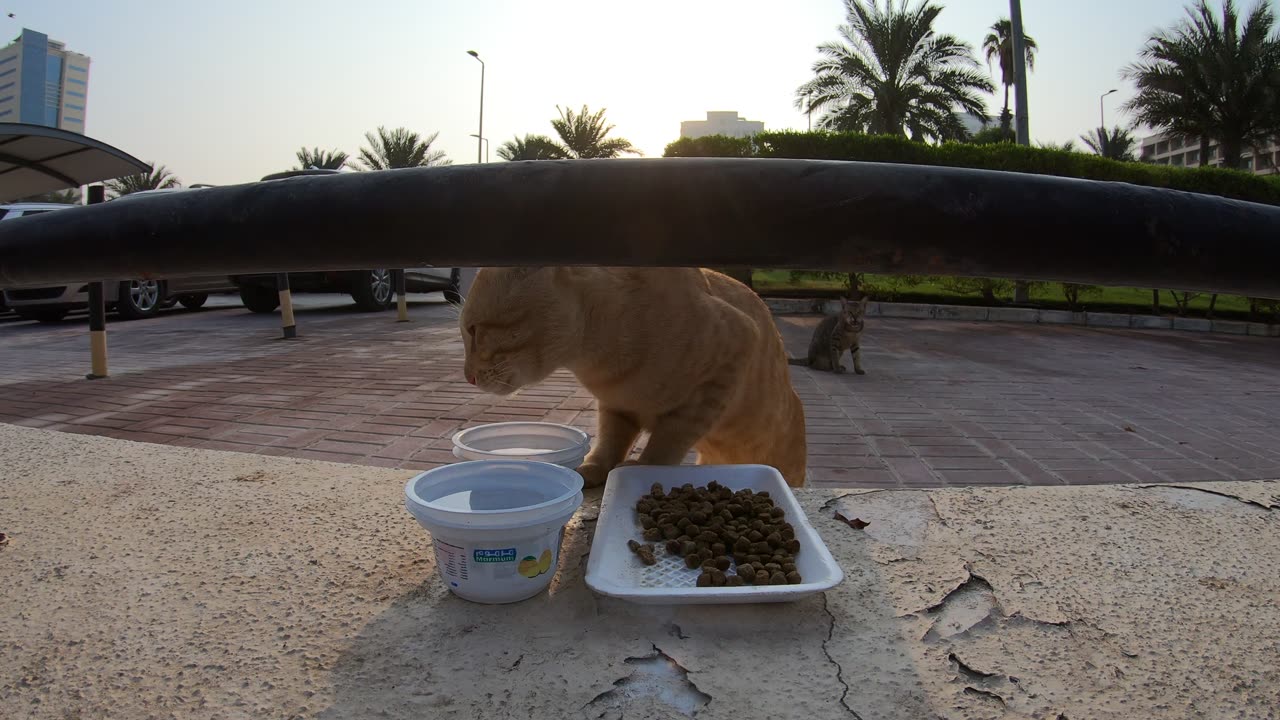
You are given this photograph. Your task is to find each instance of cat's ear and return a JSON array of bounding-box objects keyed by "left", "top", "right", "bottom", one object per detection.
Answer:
[
  {"left": 859, "top": 296, "right": 870, "bottom": 309},
  {"left": 839, "top": 297, "right": 848, "bottom": 309}
]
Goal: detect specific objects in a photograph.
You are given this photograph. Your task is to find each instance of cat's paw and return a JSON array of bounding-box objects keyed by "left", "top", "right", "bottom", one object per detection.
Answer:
[
  {"left": 855, "top": 368, "right": 866, "bottom": 375},
  {"left": 834, "top": 365, "right": 847, "bottom": 374},
  {"left": 575, "top": 462, "right": 612, "bottom": 488}
]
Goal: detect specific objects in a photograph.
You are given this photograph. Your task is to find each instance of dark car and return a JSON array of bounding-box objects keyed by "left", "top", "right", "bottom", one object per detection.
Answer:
[{"left": 231, "top": 169, "right": 462, "bottom": 313}]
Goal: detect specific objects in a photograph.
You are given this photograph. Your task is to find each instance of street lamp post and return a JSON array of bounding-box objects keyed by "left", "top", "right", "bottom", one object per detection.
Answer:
[
  {"left": 1009, "top": 0, "right": 1031, "bottom": 304},
  {"left": 1009, "top": 0, "right": 1030, "bottom": 146},
  {"left": 470, "top": 134, "right": 489, "bottom": 163},
  {"left": 1100, "top": 88, "right": 1118, "bottom": 129},
  {"left": 466, "top": 50, "right": 485, "bottom": 164}
]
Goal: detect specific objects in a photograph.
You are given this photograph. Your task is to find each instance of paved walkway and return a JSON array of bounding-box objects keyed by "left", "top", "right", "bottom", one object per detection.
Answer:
[{"left": 1, "top": 294, "right": 1277, "bottom": 488}]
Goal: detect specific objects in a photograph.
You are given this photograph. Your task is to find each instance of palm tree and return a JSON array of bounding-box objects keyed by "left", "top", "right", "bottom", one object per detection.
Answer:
[
  {"left": 982, "top": 18, "right": 1038, "bottom": 133},
  {"left": 795, "top": 0, "right": 994, "bottom": 142},
  {"left": 357, "top": 127, "right": 450, "bottom": 170},
  {"left": 1080, "top": 126, "right": 1138, "bottom": 161},
  {"left": 1123, "top": 0, "right": 1280, "bottom": 169},
  {"left": 547, "top": 105, "right": 640, "bottom": 159},
  {"left": 105, "top": 164, "right": 181, "bottom": 197},
  {"left": 294, "top": 147, "right": 349, "bottom": 170},
  {"left": 497, "top": 134, "right": 567, "bottom": 161}
]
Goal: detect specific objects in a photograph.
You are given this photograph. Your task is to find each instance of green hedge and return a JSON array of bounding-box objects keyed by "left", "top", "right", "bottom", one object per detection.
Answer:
[{"left": 664, "top": 131, "right": 1280, "bottom": 207}]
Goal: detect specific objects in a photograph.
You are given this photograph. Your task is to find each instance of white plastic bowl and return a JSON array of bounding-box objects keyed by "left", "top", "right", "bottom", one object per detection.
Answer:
[
  {"left": 404, "top": 460, "right": 584, "bottom": 604},
  {"left": 451, "top": 422, "right": 590, "bottom": 468}
]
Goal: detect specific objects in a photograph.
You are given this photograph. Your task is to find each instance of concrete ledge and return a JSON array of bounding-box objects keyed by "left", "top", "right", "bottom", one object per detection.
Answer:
[
  {"left": 1038, "top": 309, "right": 1086, "bottom": 325},
  {"left": 1085, "top": 311, "right": 1131, "bottom": 328},
  {"left": 764, "top": 297, "right": 824, "bottom": 315},
  {"left": 934, "top": 305, "right": 989, "bottom": 321},
  {"left": 1211, "top": 320, "right": 1250, "bottom": 335},
  {"left": 987, "top": 307, "right": 1039, "bottom": 323},
  {"left": 3, "top": 424, "right": 1278, "bottom": 719},
  {"left": 1130, "top": 315, "right": 1175, "bottom": 330},
  {"left": 764, "top": 297, "right": 1276, "bottom": 337},
  {"left": 878, "top": 302, "right": 936, "bottom": 320},
  {"left": 1173, "top": 317, "right": 1212, "bottom": 332}
]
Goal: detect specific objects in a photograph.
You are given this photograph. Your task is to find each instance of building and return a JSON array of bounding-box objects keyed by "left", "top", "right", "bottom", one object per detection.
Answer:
[
  {"left": 960, "top": 112, "right": 992, "bottom": 137},
  {"left": 680, "top": 111, "right": 764, "bottom": 139},
  {"left": 0, "top": 29, "right": 91, "bottom": 132},
  {"left": 1139, "top": 131, "right": 1278, "bottom": 175}
]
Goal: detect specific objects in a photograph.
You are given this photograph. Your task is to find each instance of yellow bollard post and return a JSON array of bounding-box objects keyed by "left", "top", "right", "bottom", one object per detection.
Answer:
[
  {"left": 395, "top": 269, "right": 409, "bottom": 322},
  {"left": 277, "top": 273, "right": 297, "bottom": 339},
  {"left": 84, "top": 185, "right": 108, "bottom": 379}
]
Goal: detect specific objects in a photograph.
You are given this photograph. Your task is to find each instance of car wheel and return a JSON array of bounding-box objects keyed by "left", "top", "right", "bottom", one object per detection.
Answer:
[
  {"left": 15, "top": 307, "right": 69, "bottom": 323},
  {"left": 350, "top": 269, "right": 394, "bottom": 311},
  {"left": 443, "top": 283, "right": 462, "bottom": 305},
  {"left": 239, "top": 284, "right": 280, "bottom": 313},
  {"left": 178, "top": 293, "right": 209, "bottom": 309},
  {"left": 117, "top": 279, "right": 165, "bottom": 320}
]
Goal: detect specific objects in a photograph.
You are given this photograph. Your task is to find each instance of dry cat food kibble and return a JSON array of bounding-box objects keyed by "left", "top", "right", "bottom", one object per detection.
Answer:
[
  {"left": 627, "top": 538, "right": 658, "bottom": 566},
  {"left": 631, "top": 480, "right": 803, "bottom": 586}
]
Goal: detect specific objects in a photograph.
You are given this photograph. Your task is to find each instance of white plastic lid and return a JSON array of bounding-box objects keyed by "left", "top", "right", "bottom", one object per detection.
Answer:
[
  {"left": 451, "top": 422, "right": 590, "bottom": 466},
  {"left": 404, "top": 460, "right": 584, "bottom": 531}
]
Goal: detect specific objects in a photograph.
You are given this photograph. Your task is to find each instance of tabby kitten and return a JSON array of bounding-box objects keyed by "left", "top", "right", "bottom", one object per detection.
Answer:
[
  {"left": 789, "top": 297, "right": 869, "bottom": 374},
  {"left": 459, "top": 268, "right": 808, "bottom": 488}
]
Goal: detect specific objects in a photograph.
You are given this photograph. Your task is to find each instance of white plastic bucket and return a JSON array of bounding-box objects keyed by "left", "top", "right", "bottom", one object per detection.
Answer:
[
  {"left": 451, "top": 422, "right": 590, "bottom": 469},
  {"left": 404, "top": 460, "right": 585, "bottom": 604}
]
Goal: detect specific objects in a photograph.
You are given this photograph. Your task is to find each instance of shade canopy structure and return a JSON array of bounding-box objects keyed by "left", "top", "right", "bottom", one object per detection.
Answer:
[
  {"left": 0, "top": 123, "right": 150, "bottom": 202},
  {"left": 0, "top": 158, "right": 1277, "bottom": 296}
]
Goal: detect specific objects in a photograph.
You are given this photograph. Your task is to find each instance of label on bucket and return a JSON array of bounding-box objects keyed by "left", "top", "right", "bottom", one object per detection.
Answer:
[
  {"left": 473, "top": 548, "right": 517, "bottom": 563},
  {"left": 432, "top": 531, "right": 565, "bottom": 603}
]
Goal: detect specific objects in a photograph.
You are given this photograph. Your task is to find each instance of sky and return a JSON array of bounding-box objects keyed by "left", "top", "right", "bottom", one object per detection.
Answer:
[{"left": 7, "top": 0, "right": 1227, "bottom": 186}]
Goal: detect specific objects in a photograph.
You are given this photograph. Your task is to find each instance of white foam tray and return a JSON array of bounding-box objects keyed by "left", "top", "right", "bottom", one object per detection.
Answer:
[{"left": 584, "top": 465, "right": 844, "bottom": 604}]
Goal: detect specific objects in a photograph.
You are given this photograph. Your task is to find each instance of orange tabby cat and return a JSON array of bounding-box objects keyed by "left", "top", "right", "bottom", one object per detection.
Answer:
[{"left": 459, "top": 268, "right": 807, "bottom": 487}]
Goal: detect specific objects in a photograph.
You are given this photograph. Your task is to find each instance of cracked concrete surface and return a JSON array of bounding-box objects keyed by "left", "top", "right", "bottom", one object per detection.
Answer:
[{"left": 1, "top": 423, "right": 1278, "bottom": 719}]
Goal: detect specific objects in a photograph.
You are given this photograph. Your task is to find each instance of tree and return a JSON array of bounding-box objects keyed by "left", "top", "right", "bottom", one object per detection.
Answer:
[
  {"left": 358, "top": 127, "right": 450, "bottom": 170},
  {"left": 105, "top": 164, "right": 180, "bottom": 197},
  {"left": 294, "top": 147, "right": 349, "bottom": 170},
  {"left": 547, "top": 105, "right": 640, "bottom": 159},
  {"left": 497, "top": 134, "right": 567, "bottom": 161},
  {"left": 1123, "top": 0, "right": 1280, "bottom": 169},
  {"left": 1080, "top": 126, "right": 1139, "bottom": 161},
  {"left": 795, "top": 0, "right": 994, "bottom": 142},
  {"left": 982, "top": 18, "right": 1038, "bottom": 133}
]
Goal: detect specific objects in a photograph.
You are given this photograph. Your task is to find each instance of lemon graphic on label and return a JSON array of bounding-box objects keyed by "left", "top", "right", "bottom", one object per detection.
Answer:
[
  {"left": 537, "top": 549, "right": 553, "bottom": 575},
  {"left": 518, "top": 556, "right": 541, "bottom": 578}
]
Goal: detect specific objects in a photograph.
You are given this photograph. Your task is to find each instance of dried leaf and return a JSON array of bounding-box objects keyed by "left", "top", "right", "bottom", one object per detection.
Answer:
[
  {"left": 835, "top": 513, "right": 869, "bottom": 529},
  {"left": 1122, "top": 426, "right": 1135, "bottom": 432}
]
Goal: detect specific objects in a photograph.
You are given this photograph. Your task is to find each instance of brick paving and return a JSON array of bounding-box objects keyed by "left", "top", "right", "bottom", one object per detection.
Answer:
[{"left": 1, "top": 294, "right": 1277, "bottom": 488}]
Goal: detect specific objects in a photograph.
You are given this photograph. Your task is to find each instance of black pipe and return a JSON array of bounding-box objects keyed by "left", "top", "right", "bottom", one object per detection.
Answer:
[{"left": 1, "top": 159, "right": 1278, "bottom": 297}]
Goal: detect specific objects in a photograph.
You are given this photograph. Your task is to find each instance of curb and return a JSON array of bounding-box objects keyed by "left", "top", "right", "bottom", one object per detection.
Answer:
[{"left": 763, "top": 297, "right": 1279, "bottom": 338}]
